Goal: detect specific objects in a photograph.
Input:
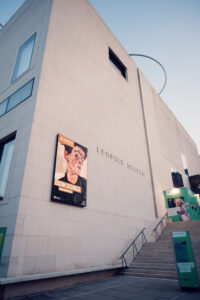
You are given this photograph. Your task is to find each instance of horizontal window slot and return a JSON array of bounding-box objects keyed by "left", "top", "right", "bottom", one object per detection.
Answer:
[
  {"left": 0, "top": 78, "right": 34, "bottom": 117},
  {"left": 109, "top": 48, "right": 127, "bottom": 79}
]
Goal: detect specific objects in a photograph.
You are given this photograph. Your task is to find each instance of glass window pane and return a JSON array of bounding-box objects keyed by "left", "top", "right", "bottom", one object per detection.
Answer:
[
  {"left": 7, "top": 79, "right": 34, "bottom": 111},
  {"left": 15, "top": 39, "right": 35, "bottom": 78},
  {"left": 12, "top": 33, "right": 36, "bottom": 82},
  {"left": 0, "top": 139, "right": 15, "bottom": 199},
  {"left": 0, "top": 99, "right": 8, "bottom": 117}
]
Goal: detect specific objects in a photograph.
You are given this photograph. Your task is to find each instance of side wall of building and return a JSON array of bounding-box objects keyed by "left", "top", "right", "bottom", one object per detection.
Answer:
[
  {"left": 0, "top": 0, "right": 52, "bottom": 277},
  {"left": 140, "top": 71, "right": 200, "bottom": 216}
]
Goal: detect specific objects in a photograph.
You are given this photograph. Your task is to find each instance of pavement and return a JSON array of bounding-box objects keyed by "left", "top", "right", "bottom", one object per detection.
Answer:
[{"left": 12, "top": 275, "right": 200, "bottom": 300}]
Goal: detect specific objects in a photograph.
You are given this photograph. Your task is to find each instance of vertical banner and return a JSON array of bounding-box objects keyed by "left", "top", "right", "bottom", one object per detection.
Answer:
[
  {"left": 51, "top": 134, "right": 87, "bottom": 207},
  {"left": 0, "top": 227, "right": 7, "bottom": 259},
  {"left": 172, "top": 231, "right": 199, "bottom": 288}
]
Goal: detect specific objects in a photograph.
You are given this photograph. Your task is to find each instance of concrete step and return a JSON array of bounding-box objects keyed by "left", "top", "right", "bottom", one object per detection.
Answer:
[
  {"left": 129, "top": 262, "right": 176, "bottom": 269},
  {"left": 136, "top": 251, "right": 174, "bottom": 257},
  {"left": 123, "top": 270, "right": 178, "bottom": 280},
  {"left": 141, "top": 245, "right": 174, "bottom": 250},
  {"left": 130, "top": 260, "right": 175, "bottom": 265},
  {"left": 124, "top": 267, "right": 177, "bottom": 274},
  {"left": 136, "top": 254, "right": 176, "bottom": 261},
  {"left": 134, "top": 258, "right": 176, "bottom": 264},
  {"left": 135, "top": 253, "right": 176, "bottom": 259},
  {"left": 143, "top": 242, "right": 173, "bottom": 247},
  {"left": 145, "top": 241, "right": 173, "bottom": 244},
  {"left": 158, "top": 236, "right": 175, "bottom": 241},
  {"left": 145, "top": 241, "right": 173, "bottom": 246},
  {"left": 128, "top": 265, "right": 177, "bottom": 272},
  {"left": 140, "top": 248, "right": 174, "bottom": 254},
  {"left": 134, "top": 261, "right": 200, "bottom": 272}
]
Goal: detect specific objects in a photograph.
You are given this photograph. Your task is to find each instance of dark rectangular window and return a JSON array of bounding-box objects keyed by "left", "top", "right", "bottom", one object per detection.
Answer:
[
  {"left": 189, "top": 175, "right": 200, "bottom": 194},
  {"left": 0, "top": 78, "right": 34, "bottom": 117},
  {"left": 12, "top": 33, "right": 36, "bottom": 82},
  {"left": 184, "top": 169, "right": 189, "bottom": 176},
  {"left": 171, "top": 172, "right": 184, "bottom": 188},
  {"left": 109, "top": 48, "right": 127, "bottom": 79},
  {"left": 0, "top": 134, "right": 15, "bottom": 201}
]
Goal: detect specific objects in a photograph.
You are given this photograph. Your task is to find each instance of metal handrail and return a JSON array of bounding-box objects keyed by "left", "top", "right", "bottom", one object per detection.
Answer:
[
  {"left": 119, "top": 213, "right": 169, "bottom": 269},
  {"left": 153, "top": 212, "right": 168, "bottom": 241},
  {"left": 120, "top": 228, "right": 146, "bottom": 268}
]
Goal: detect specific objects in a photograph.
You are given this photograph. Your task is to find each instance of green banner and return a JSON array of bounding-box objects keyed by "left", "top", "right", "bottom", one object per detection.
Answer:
[
  {"left": 172, "top": 231, "right": 199, "bottom": 288},
  {"left": 0, "top": 227, "right": 7, "bottom": 259}
]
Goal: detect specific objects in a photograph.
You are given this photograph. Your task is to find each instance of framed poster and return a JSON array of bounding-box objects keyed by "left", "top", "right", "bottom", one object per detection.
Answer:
[
  {"left": 164, "top": 188, "right": 200, "bottom": 222},
  {"left": 51, "top": 134, "right": 87, "bottom": 207},
  {"left": 167, "top": 197, "right": 191, "bottom": 221}
]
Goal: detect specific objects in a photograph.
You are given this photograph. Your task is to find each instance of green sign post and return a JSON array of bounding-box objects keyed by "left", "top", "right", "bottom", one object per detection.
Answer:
[
  {"left": 0, "top": 227, "right": 7, "bottom": 259},
  {"left": 172, "top": 231, "right": 199, "bottom": 289}
]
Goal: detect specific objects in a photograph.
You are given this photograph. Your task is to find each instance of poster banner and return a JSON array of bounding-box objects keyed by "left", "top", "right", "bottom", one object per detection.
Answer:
[
  {"left": 0, "top": 227, "right": 6, "bottom": 258},
  {"left": 163, "top": 188, "right": 200, "bottom": 222},
  {"left": 51, "top": 134, "right": 87, "bottom": 207},
  {"left": 167, "top": 197, "right": 191, "bottom": 221}
]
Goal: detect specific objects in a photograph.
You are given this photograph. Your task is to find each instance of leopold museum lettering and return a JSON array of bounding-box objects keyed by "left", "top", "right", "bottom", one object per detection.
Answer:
[{"left": 96, "top": 146, "right": 144, "bottom": 176}]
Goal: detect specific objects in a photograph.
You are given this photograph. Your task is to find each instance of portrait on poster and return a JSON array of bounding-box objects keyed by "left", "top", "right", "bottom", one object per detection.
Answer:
[
  {"left": 51, "top": 134, "right": 87, "bottom": 207},
  {"left": 167, "top": 197, "right": 191, "bottom": 221}
]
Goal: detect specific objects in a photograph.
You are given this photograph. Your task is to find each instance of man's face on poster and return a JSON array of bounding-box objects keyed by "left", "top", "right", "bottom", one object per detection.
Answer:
[{"left": 66, "top": 146, "right": 85, "bottom": 175}]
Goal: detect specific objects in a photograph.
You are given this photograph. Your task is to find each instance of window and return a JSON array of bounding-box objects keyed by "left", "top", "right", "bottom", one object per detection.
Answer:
[
  {"left": 109, "top": 48, "right": 127, "bottom": 79},
  {"left": 181, "top": 153, "right": 189, "bottom": 176},
  {"left": 0, "top": 135, "right": 15, "bottom": 201},
  {"left": 0, "top": 78, "right": 34, "bottom": 117},
  {"left": 171, "top": 171, "right": 184, "bottom": 188},
  {"left": 12, "top": 33, "right": 36, "bottom": 82}
]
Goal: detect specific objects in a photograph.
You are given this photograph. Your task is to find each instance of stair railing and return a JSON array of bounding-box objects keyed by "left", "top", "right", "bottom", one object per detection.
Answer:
[
  {"left": 120, "top": 228, "right": 146, "bottom": 268},
  {"left": 152, "top": 212, "right": 168, "bottom": 241}
]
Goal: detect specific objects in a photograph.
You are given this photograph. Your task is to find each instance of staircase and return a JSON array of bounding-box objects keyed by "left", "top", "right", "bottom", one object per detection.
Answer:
[{"left": 123, "top": 220, "right": 200, "bottom": 280}]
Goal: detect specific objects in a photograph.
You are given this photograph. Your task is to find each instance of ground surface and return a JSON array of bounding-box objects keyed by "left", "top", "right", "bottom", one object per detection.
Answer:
[{"left": 12, "top": 275, "right": 200, "bottom": 300}]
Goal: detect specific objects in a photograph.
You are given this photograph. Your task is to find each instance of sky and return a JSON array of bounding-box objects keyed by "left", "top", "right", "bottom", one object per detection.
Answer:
[{"left": 0, "top": 0, "right": 199, "bottom": 154}]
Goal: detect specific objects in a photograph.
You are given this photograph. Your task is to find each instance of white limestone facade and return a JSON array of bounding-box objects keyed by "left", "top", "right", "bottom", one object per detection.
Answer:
[{"left": 0, "top": 0, "right": 199, "bottom": 284}]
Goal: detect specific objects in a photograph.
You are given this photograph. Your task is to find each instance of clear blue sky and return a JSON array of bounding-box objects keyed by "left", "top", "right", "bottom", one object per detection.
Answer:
[{"left": 0, "top": 0, "right": 200, "bottom": 153}]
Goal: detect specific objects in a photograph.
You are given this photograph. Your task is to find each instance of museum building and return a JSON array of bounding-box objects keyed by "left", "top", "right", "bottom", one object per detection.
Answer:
[{"left": 0, "top": 0, "right": 200, "bottom": 298}]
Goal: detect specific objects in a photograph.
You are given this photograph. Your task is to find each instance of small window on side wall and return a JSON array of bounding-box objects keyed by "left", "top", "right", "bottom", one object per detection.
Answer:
[
  {"left": 109, "top": 48, "right": 127, "bottom": 80},
  {"left": 0, "top": 134, "right": 16, "bottom": 201},
  {"left": 12, "top": 33, "right": 36, "bottom": 82},
  {"left": 171, "top": 171, "right": 184, "bottom": 188},
  {"left": 181, "top": 153, "right": 189, "bottom": 176}
]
